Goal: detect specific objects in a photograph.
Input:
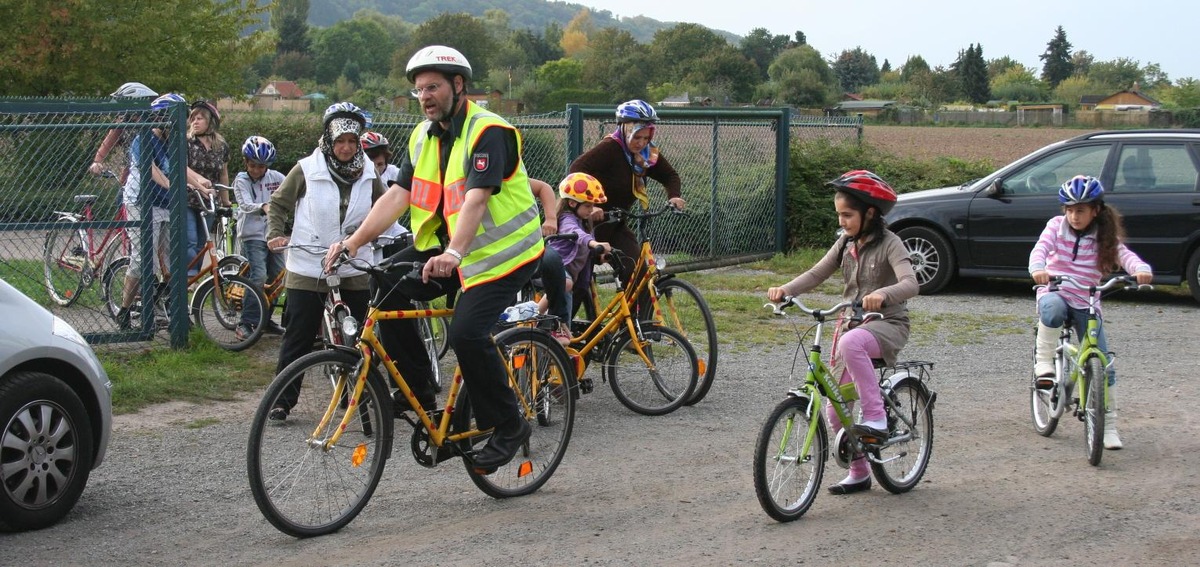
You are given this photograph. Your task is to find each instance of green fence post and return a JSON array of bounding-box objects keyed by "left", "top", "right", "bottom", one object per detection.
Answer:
[{"left": 776, "top": 108, "right": 790, "bottom": 254}]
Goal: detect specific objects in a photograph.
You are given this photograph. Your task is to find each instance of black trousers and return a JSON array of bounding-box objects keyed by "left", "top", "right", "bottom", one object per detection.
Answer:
[{"left": 377, "top": 245, "right": 540, "bottom": 430}]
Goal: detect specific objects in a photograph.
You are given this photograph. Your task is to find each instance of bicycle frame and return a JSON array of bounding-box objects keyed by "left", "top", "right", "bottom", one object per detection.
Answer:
[
  {"left": 770, "top": 299, "right": 924, "bottom": 459},
  {"left": 567, "top": 240, "right": 663, "bottom": 373}
]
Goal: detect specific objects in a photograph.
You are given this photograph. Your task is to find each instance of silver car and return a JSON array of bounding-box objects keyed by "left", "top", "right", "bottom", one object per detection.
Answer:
[{"left": 0, "top": 278, "right": 112, "bottom": 531}]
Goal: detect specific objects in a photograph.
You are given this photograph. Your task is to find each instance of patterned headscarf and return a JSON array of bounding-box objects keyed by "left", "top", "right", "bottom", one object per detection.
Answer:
[
  {"left": 318, "top": 117, "right": 365, "bottom": 183},
  {"left": 609, "top": 122, "right": 660, "bottom": 208}
]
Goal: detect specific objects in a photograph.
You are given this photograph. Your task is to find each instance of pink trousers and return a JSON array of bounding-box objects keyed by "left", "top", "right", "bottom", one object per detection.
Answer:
[{"left": 825, "top": 328, "right": 885, "bottom": 478}]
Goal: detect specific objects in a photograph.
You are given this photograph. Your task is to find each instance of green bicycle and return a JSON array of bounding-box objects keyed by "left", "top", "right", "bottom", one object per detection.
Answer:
[
  {"left": 1029, "top": 274, "right": 1149, "bottom": 466},
  {"left": 753, "top": 297, "right": 936, "bottom": 522}
]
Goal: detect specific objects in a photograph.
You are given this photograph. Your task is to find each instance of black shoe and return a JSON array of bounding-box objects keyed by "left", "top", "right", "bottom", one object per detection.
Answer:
[
  {"left": 827, "top": 477, "right": 871, "bottom": 495},
  {"left": 115, "top": 307, "right": 131, "bottom": 330},
  {"left": 264, "top": 321, "right": 286, "bottom": 335},
  {"left": 268, "top": 406, "right": 289, "bottom": 421},
  {"left": 473, "top": 417, "right": 532, "bottom": 473},
  {"left": 392, "top": 389, "right": 436, "bottom": 418},
  {"left": 852, "top": 424, "right": 890, "bottom": 445}
]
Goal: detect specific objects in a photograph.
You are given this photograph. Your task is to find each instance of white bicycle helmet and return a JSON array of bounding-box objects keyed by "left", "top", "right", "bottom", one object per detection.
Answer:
[
  {"left": 110, "top": 82, "right": 158, "bottom": 100},
  {"left": 405, "top": 45, "right": 472, "bottom": 82}
]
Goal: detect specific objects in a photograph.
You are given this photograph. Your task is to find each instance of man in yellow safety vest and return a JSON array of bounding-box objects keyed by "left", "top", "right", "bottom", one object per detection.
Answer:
[{"left": 333, "top": 45, "right": 544, "bottom": 473}]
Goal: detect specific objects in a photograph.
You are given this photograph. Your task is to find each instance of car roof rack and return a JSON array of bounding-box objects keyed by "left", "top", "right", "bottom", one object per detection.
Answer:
[{"left": 1070, "top": 129, "right": 1200, "bottom": 142}]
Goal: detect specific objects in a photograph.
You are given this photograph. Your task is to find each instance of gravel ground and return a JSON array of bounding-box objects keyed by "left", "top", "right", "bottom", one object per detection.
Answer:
[{"left": 3, "top": 275, "right": 1199, "bottom": 566}]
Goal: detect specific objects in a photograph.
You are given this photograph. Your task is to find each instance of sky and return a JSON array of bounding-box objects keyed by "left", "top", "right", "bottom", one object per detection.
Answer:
[{"left": 578, "top": 0, "right": 1199, "bottom": 82}]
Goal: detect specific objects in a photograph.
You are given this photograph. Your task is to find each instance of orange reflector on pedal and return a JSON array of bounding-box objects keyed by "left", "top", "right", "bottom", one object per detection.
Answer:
[
  {"left": 351, "top": 443, "right": 368, "bottom": 467},
  {"left": 512, "top": 354, "right": 527, "bottom": 369},
  {"left": 697, "top": 359, "right": 707, "bottom": 375},
  {"left": 517, "top": 460, "right": 533, "bottom": 477}
]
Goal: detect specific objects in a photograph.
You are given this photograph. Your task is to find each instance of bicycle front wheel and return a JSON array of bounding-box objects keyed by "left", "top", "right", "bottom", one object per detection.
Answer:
[
  {"left": 192, "top": 274, "right": 265, "bottom": 351},
  {"left": 458, "top": 327, "right": 576, "bottom": 498},
  {"left": 656, "top": 277, "right": 718, "bottom": 405},
  {"left": 605, "top": 326, "right": 698, "bottom": 416},
  {"left": 753, "top": 395, "right": 826, "bottom": 522},
  {"left": 101, "top": 256, "right": 131, "bottom": 318},
  {"left": 1083, "top": 355, "right": 1105, "bottom": 466},
  {"left": 871, "top": 379, "right": 934, "bottom": 494},
  {"left": 43, "top": 226, "right": 88, "bottom": 306},
  {"left": 1030, "top": 332, "right": 1065, "bottom": 437},
  {"left": 247, "top": 350, "right": 393, "bottom": 538}
]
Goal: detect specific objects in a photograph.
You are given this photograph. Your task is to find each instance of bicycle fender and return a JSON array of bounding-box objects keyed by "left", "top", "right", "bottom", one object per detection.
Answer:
[
  {"left": 882, "top": 375, "right": 937, "bottom": 411},
  {"left": 189, "top": 277, "right": 215, "bottom": 315}
]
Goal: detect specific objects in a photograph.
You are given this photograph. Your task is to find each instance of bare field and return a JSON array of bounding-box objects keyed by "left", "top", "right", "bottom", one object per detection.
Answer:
[{"left": 864, "top": 125, "right": 1103, "bottom": 167}]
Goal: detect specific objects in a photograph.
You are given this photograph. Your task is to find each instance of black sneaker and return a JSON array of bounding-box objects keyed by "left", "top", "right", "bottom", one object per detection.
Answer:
[
  {"left": 115, "top": 307, "right": 131, "bottom": 330},
  {"left": 263, "top": 321, "right": 286, "bottom": 335},
  {"left": 268, "top": 406, "right": 289, "bottom": 421}
]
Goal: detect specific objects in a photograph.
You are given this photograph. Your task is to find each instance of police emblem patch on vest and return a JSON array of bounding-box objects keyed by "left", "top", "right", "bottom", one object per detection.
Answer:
[{"left": 473, "top": 153, "right": 489, "bottom": 172}]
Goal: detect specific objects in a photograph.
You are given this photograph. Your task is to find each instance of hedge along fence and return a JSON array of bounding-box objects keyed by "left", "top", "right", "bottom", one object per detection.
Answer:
[{"left": 785, "top": 138, "right": 995, "bottom": 249}]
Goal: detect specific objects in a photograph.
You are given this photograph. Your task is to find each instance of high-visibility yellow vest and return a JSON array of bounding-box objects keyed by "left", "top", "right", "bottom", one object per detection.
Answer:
[{"left": 406, "top": 102, "right": 543, "bottom": 289}]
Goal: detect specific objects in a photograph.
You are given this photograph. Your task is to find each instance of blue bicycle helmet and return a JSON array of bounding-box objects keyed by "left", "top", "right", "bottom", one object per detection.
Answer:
[
  {"left": 615, "top": 99, "right": 658, "bottom": 123},
  {"left": 1058, "top": 175, "right": 1104, "bottom": 205},
  {"left": 149, "top": 93, "right": 187, "bottom": 112},
  {"left": 242, "top": 136, "right": 277, "bottom": 165},
  {"left": 322, "top": 101, "right": 371, "bottom": 130}
]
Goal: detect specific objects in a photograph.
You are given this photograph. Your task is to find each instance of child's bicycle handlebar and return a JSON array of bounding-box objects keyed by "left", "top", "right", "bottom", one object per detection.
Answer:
[
  {"left": 1036, "top": 274, "right": 1153, "bottom": 297},
  {"left": 765, "top": 296, "right": 883, "bottom": 325}
]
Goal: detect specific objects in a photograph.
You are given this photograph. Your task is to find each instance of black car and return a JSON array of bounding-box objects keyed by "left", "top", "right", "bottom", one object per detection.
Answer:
[{"left": 888, "top": 129, "right": 1200, "bottom": 302}]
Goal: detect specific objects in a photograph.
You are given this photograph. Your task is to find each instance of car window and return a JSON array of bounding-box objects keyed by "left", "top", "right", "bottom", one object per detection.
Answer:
[
  {"left": 1002, "top": 144, "right": 1110, "bottom": 195},
  {"left": 1113, "top": 144, "right": 1198, "bottom": 193}
]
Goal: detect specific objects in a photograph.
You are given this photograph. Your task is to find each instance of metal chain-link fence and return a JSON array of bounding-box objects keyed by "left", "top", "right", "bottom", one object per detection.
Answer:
[
  {"left": 569, "top": 106, "right": 861, "bottom": 272},
  {"left": 2, "top": 100, "right": 860, "bottom": 347},
  {"left": 0, "top": 99, "right": 192, "bottom": 349}
]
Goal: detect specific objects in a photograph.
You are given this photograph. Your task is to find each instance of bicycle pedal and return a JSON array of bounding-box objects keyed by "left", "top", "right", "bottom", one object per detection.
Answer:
[
  {"left": 579, "top": 376, "right": 594, "bottom": 395},
  {"left": 1034, "top": 378, "right": 1056, "bottom": 390}
]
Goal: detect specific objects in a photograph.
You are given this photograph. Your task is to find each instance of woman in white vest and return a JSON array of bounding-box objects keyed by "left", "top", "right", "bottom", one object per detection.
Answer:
[{"left": 263, "top": 102, "right": 388, "bottom": 421}]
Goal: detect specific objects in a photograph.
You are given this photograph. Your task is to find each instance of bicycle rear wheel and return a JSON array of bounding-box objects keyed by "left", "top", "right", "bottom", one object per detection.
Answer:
[
  {"left": 1083, "top": 355, "right": 1105, "bottom": 466},
  {"left": 753, "top": 395, "right": 826, "bottom": 522},
  {"left": 43, "top": 226, "right": 87, "bottom": 306},
  {"left": 192, "top": 274, "right": 265, "bottom": 351},
  {"left": 459, "top": 327, "right": 575, "bottom": 498},
  {"left": 247, "top": 350, "right": 392, "bottom": 538},
  {"left": 655, "top": 277, "right": 718, "bottom": 405},
  {"left": 605, "top": 326, "right": 698, "bottom": 416},
  {"left": 870, "top": 379, "right": 934, "bottom": 493}
]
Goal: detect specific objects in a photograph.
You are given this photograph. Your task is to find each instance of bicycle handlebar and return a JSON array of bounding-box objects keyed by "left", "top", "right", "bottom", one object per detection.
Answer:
[
  {"left": 765, "top": 297, "right": 882, "bottom": 324},
  {"left": 602, "top": 203, "right": 685, "bottom": 224},
  {"left": 1036, "top": 274, "right": 1152, "bottom": 295}
]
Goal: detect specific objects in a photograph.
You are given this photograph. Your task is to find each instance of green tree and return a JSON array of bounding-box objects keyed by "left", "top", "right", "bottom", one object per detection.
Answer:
[
  {"left": 1071, "top": 50, "right": 1094, "bottom": 76},
  {"left": 273, "top": 51, "right": 314, "bottom": 81},
  {"left": 1088, "top": 57, "right": 1146, "bottom": 91},
  {"left": 1162, "top": 77, "right": 1200, "bottom": 108},
  {"left": 579, "top": 28, "right": 651, "bottom": 103},
  {"left": 767, "top": 45, "right": 837, "bottom": 107},
  {"left": 536, "top": 59, "right": 584, "bottom": 91},
  {"left": 272, "top": 0, "right": 310, "bottom": 56},
  {"left": 832, "top": 47, "right": 880, "bottom": 93},
  {"left": 650, "top": 23, "right": 728, "bottom": 84},
  {"left": 987, "top": 56, "right": 1020, "bottom": 79},
  {"left": 1039, "top": 25, "right": 1074, "bottom": 89},
  {"left": 1051, "top": 75, "right": 1101, "bottom": 108},
  {"left": 952, "top": 44, "right": 990, "bottom": 103},
  {"left": 0, "top": 0, "right": 271, "bottom": 96},
  {"left": 311, "top": 17, "right": 392, "bottom": 86},
  {"left": 880, "top": 59, "right": 892, "bottom": 74},
  {"left": 990, "top": 66, "right": 1046, "bottom": 102},
  {"left": 740, "top": 28, "right": 792, "bottom": 81},
  {"left": 684, "top": 46, "right": 761, "bottom": 103},
  {"left": 900, "top": 55, "right": 930, "bottom": 83},
  {"left": 400, "top": 13, "right": 495, "bottom": 86}
]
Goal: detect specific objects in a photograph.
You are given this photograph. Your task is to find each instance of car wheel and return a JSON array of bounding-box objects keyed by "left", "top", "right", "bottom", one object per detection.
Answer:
[
  {"left": 1187, "top": 247, "right": 1200, "bottom": 304},
  {"left": 0, "top": 371, "right": 95, "bottom": 533},
  {"left": 898, "top": 226, "right": 956, "bottom": 295}
]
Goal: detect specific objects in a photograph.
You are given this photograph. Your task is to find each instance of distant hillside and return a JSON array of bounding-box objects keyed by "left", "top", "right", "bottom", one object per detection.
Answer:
[{"left": 307, "top": 0, "right": 741, "bottom": 44}]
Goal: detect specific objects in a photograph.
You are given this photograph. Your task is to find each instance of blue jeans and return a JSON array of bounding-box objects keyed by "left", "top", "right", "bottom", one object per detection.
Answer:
[
  {"left": 241, "top": 240, "right": 285, "bottom": 327},
  {"left": 539, "top": 245, "right": 570, "bottom": 324},
  {"left": 186, "top": 210, "right": 206, "bottom": 276},
  {"left": 1038, "top": 292, "right": 1116, "bottom": 385}
]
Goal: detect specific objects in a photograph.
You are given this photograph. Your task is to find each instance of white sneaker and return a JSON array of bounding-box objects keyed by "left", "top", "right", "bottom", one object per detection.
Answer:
[{"left": 1103, "top": 410, "right": 1123, "bottom": 450}]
